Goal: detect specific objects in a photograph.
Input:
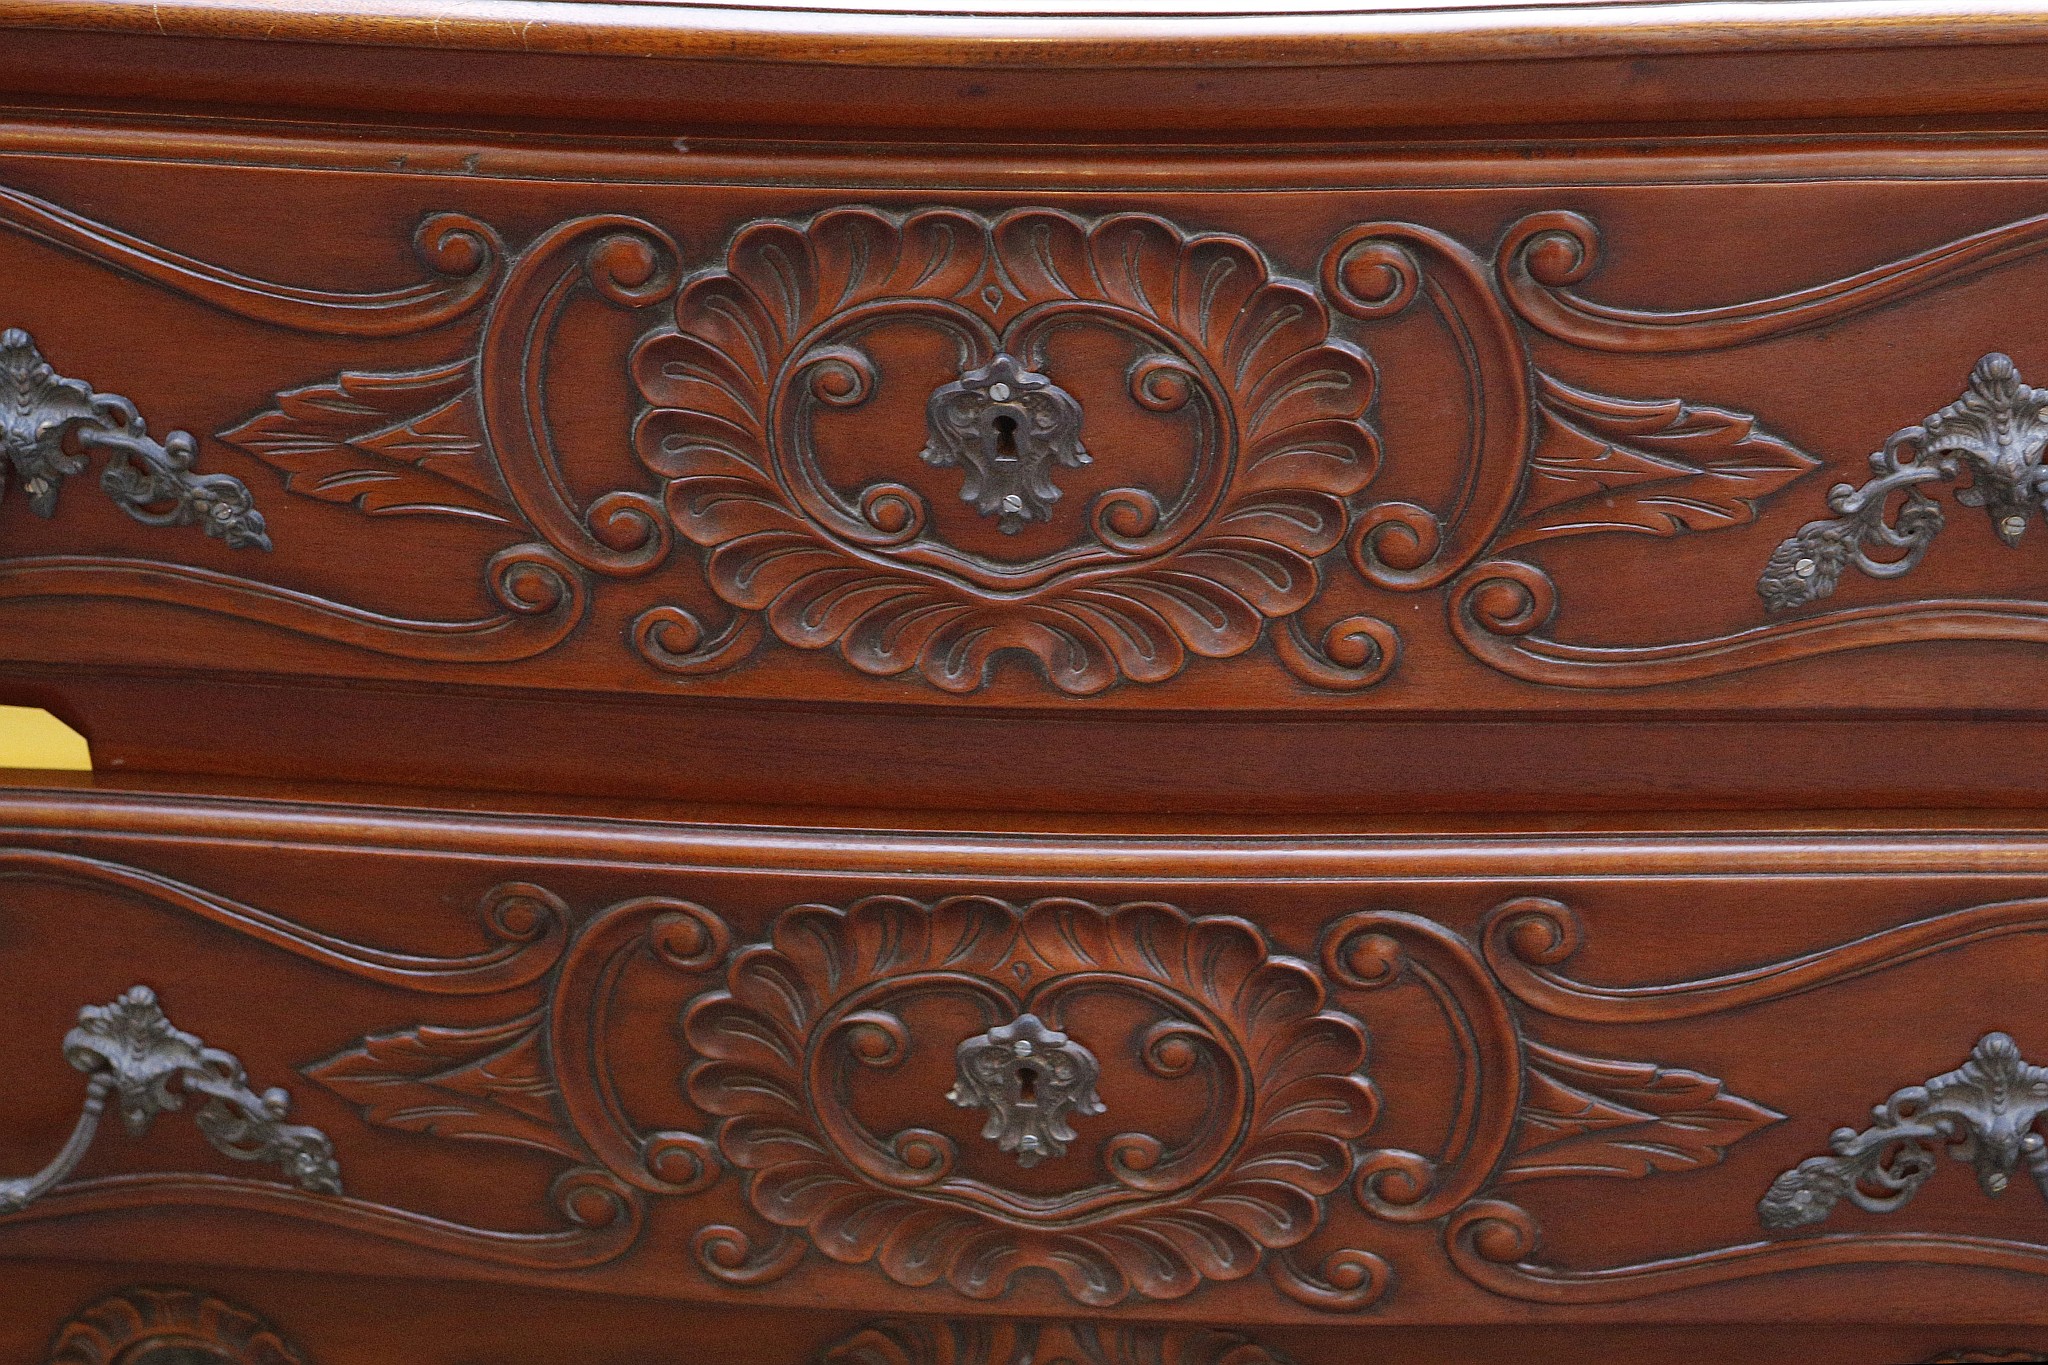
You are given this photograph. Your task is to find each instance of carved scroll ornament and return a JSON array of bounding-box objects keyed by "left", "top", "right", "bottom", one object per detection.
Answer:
[
  {"left": 132, "top": 192, "right": 1808, "bottom": 695},
  {"left": 32, "top": 857, "right": 2048, "bottom": 1311},
  {"left": 1, "top": 329, "right": 268, "bottom": 549},
  {"left": 1760, "top": 1032, "right": 2048, "bottom": 1229},
  {"left": 26, "top": 182, "right": 2048, "bottom": 692},
  {"left": 0, "top": 985, "right": 339, "bottom": 1213},
  {"left": 632, "top": 206, "right": 1391, "bottom": 694},
  {"left": 286, "top": 885, "right": 1776, "bottom": 1312}
]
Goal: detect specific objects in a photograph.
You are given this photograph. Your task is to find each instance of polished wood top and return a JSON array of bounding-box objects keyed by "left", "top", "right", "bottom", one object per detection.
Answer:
[{"left": 5, "top": 0, "right": 2048, "bottom": 69}]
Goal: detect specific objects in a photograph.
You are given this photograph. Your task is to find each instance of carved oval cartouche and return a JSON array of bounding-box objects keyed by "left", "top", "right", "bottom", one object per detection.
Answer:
[
  {"left": 682, "top": 895, "right": 1378, "bottom": 1304},
  {"left": 632, "top": 206, "right": 1380, "bottom": 693}
]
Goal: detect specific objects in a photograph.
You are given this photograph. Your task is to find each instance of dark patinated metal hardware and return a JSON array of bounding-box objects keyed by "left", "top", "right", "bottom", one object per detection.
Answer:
[
  {"left": 1760, "top": 1031, "right": 2048, "bottom": 1229},
  {"left": 920, "top": 353, "right": 1089, "bottom": 534},
  {"left": 0, "top": 985, "right": 339, "bottom": 1213},
  {"left": 946, "top": 1012, "right": 1105, "bottom": 1167},
  {"left": 1, "top": 327, "right": 270, "bottom": 549},
  {"left": 1761, "top": 353, "right": 2048, "bottom": 611}
]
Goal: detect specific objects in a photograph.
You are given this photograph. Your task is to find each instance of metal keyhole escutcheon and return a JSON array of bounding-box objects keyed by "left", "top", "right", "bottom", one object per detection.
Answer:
[
  {"left": 946, "top": 1012, "right": 1105, "bottom": 1167},
  {"left": 919, "top": 353, "right": 1090, "bottom": 534}
]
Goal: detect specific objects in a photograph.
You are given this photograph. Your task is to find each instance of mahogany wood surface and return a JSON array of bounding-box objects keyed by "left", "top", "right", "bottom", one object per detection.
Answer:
[
  {"left": 10, "top": 0, "right": 2048, "bottom": 1356},
  {"left": 8, "top": 1262, "right": 2048, "bottom": 1364},
  {"left": 8, "top": 114, "right": 2048, "bottom": 806},
  {"left": 0, "top": 773, "right": 2044, "bottom": 1356}
]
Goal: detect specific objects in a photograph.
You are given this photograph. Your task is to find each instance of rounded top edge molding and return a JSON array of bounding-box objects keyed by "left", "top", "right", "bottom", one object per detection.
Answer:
[{"left": 10, "top": 0, "right": 2048, "bottom": 72}]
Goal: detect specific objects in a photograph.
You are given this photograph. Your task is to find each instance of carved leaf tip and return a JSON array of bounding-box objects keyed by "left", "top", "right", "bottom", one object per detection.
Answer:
[
  {"left": 303, "top": 1014, "right": 580, "bottom": 1160},
  {"left": 1508, "top": 374, "right": 1819, "bottom": 549},
  {"left": 1505, "top": 1043, "right": 1782, "bottom": 1184},
  {"left": 220, "top": 366, "right": 512, "bottom": 525}
]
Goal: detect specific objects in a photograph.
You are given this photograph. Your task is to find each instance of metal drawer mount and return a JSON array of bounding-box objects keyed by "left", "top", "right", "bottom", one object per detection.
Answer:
[{"left": 0, "top": 985, "right": 339, "bottom": 1212}]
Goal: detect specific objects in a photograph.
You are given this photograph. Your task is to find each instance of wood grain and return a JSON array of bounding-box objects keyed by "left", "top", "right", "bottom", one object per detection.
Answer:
[{"left": 8, "top": 0, "right": 2048, "bottom": 1353}]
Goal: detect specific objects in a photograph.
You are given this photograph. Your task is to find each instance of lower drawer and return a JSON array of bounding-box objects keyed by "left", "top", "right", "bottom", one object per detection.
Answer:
[
  {"left": 6, "top": 1266, "right": 2046, "bottom": 1364},
  {"left": 6, "top": 777, "right": 2048, "bottom": 1349}
]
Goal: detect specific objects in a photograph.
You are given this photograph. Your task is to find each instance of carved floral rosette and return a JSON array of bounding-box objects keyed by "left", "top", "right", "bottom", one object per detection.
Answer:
[
  {"left": 681, "top": 895, "right": 1379, "bottom": 1303},
  {"left": 631, "top": 208, "right": 1382, "bottom": 694}
]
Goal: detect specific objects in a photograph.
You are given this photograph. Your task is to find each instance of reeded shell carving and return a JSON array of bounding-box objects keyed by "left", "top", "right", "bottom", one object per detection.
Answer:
[
  {"left": 633, "top": 207, "right": 1380, "bottom": 694},
  {"left": 682, "top": 895, "right": 1378, "bottom": 1304}
]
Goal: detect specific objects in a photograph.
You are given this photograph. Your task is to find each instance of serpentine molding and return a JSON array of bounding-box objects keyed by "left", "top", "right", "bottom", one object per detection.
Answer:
[{"left": 0, "top": 183, "right": 504, "bottom": 337}]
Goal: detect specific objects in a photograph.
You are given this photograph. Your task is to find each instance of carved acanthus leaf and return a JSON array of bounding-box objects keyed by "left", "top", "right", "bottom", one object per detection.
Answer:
[
  {"left": 303, "top": 1013, "right": 579, "bottom": 1159},
  {"left": 1501, "top": 1041, "right": 1783, "bottom": 1183},
  {"left": 1501, "top": 375, "right": 1819, "bottom": 548},
  {"left": 221, "top": 364, "right": 512, "bottom": 524}
]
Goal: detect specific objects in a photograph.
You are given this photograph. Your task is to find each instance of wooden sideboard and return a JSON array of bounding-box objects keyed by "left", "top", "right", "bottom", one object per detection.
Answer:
[{"left": 9, "top": 2, "right": 2048, "bottom": 1359}]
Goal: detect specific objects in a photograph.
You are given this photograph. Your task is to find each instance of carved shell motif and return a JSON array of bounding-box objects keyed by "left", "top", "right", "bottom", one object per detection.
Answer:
[
  {"left": 683, "top": 895, "right": 1378, "bottom": 1304},
  {"left": 633, "top": 207, "right": 1380, "bottom": 694},
  {"left": 47, "top": 1286, "right": 306, "bottom": 1365}
]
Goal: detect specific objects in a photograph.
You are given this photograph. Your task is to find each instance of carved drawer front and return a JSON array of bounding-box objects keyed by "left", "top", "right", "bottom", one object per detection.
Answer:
[
  {"left": 25, "top": 127, "right": 2048, "bottom": 740},
  {"left": 9, "top": 789, "right": 2048, "bottom": 1336}
]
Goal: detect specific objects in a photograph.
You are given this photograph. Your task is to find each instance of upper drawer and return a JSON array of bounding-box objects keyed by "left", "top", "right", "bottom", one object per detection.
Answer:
[{"left": 16, "top": 121, "right": 2048, "bottom": 798}]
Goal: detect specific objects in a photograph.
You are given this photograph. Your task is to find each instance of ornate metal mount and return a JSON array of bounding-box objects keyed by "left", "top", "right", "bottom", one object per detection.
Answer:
[
  {"left": 920, "top": 352, "right": 1089, "bottom": 533},
  {"left": 1, "top": 328, "right": 270, "bottom": 549},
  {"left": 0, "top": 986, "right": 340, "bottom": 1213},
  {"left": 1759, "top": 1031, "right": 2048, "bottom": 1229},
  {"left": 1760, "top": 353, "right": 2048, "bottom": 610},
  {"left": 946, "top": 1012, "right": 1104, "bottom": 1167}
]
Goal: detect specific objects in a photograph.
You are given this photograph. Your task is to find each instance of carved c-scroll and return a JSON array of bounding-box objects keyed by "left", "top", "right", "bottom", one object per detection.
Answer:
[
  {"left": 1497, "top": 208, "right": 2048, "bottom": 353},
  {"left": 475, "top": 215, "right": 677, "bottom": 578},
  {"left": 681, "top": 895, "right": 1382, "bottom": 1306},
  {"left": 1321, "top": 909, "right": 1525, "bottom": 1222},
  {"left": 1322, "top": 223, "right": 1533, "bottom": 593}
]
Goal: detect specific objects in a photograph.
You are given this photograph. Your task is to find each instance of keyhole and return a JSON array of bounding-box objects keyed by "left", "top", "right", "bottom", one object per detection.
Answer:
[
  {"left": 991, "top": 413, "right": 1019, "bottom": 463},
  {"left": 1016, "top": 1064, "right": 1038, "bottom": 1104}
]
